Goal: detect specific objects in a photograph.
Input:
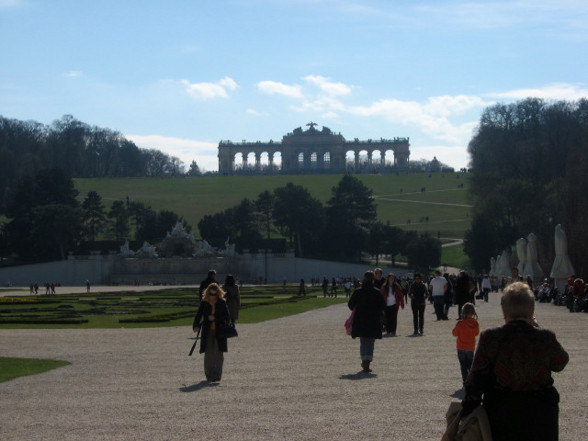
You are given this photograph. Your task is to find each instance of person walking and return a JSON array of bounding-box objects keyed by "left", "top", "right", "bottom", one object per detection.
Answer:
[
  {"left": 430, "top": 270, "right": 449, "bottom": 320},
  {"left": 452, "top": 303, "right": 479, "bottom": 385},
  {"left": 192, "top": 283, "right": 231, "bottom": 383},
  {"left": 380, "top": 273, "right": 405, "bottom": 336},
  {"left": 222, "top": 274, "right": 241, "bottom": 326},
  {"left": 348, "top": 271, "right": 386, "bottom": 373},
  {"left": 407, "top": 273, "right": 428, "bottom": 335},
  {"left": 199, "top": 269, "right": 217, "bottom": 300},
  {"left": 462, "top": 282, "right": 569, "bottom": 441}
]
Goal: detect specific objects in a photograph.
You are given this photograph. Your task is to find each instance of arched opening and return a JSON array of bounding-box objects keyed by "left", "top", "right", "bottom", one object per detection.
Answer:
[
  {"left": 323, "top": 151, "right": 331, "bottom": 169},
  {"left": 346, "top": 150, "right": 356, "bottom": 170},
  {"left": 310, "top": 152, "right": 318, "bottom": 169},
  {"left": 260, "top": 152, "right": 269, "bottom": 171},
  {"left": 246, "top": 152, "right": 256, "bottom": 171},
  {"left": 298, "top": 152, "right": 305, "bottom": 168},
  {"left": 234, "top": 152, "right": 245, "bottom": 171},
  {"left": 272, "top": 151, "right": 282, "bottom": 172}
]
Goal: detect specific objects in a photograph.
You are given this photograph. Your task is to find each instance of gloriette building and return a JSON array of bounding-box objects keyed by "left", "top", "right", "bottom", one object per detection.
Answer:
[{"left": 218, "top": 122, "right": 410, "bottom": 175}]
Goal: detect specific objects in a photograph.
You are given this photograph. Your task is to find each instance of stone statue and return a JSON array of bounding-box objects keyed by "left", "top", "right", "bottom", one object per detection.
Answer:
[
  {"left": 194, "top": 240, "right": 214, "bottom": 257},
  {"left": 524, "top": 233, "right": 543, "bottom": 284},
  {"left": 119, "top": 240, "right": 135, "bottom": 257},
  {"left": 550, "top": 224, "right": 575, "bottom": 291},
  {"left": 136, "top": 241, "right": 158, "bottom": 258},
  {"left": 516, "top": 238, "right": 527, "bottom": 275},
  {"left": 220, "top": 237, "right": 237, "bottom": 257},
  {"left": 489, "top": 257, "right": 496, "bottom": 277}
]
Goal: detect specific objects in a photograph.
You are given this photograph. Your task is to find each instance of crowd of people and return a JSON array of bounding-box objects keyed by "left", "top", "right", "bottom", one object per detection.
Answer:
[{"left": 191, "top": 266, "right": 571, "bottom": 440}]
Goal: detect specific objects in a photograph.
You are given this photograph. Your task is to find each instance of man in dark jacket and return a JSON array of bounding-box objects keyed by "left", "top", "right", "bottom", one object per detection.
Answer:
[
  {"left": 348, "top": 271, "right": 386, "bottom": 373},
  {"left": 407, "top": 272, "right": 428, "bottom": 335},
  {"left": 199, "top": 269, "right": 217, "bottom": 300}
]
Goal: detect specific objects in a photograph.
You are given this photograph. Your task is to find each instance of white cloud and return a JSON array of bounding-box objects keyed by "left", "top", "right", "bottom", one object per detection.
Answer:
[
  {"left": 488, "top": 83, "right": 588, "bottom": 101},
  {"left": 0, "top": 0, "right": 24, "bottom": 8},
  {"left": 182, "top": 76, "right": 238, "bottom": 100},
  {"left": 65, "top": 70, "right": 83, "bottom": 78},
  {"left": 303, "top": 75, "right": 352, "bottom": 96},
  {"left": 257, "top": 80, "right": 303, "bottom": 98},
  {"left": 126, "top": 134, "right": 218, "bottom": 171}
]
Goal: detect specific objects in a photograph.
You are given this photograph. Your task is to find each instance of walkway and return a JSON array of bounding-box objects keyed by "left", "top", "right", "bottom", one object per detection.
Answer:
[{"left": 0, "top": 290, "right": 586, "bottom": 440}]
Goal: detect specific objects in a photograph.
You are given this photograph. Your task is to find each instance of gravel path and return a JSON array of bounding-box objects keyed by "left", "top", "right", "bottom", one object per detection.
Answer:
[{"left": 1, "top": 290, "right": 586, "bottom": 440}]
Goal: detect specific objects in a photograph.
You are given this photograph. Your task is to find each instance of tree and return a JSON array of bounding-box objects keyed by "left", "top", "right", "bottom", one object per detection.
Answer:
[
  {"left": 3, "top": 168, "right": 81, "bottom": 261},
  {"left": 186, "top": 160, "right": 201, "bottom": 176},
  {"left": 108, "top": 200, "right": 130, "bottom": 240},
  {"left": 404, "top": 233, "right": 442, "bottom": 273},
  {"left": 466, "top": 98, "right": 588, "bottom": 275},
  {"left": 272, "top": 183, "right": 325, "bottom": 257},
  {"left": 324, "top": 175, "right": 377, "bottom": 261},
  {"left": 82, "top": 191, "right": 107, "bottom": 241},
  {"left": 255, "top": 190, "right": 275, "bottom": 240}
]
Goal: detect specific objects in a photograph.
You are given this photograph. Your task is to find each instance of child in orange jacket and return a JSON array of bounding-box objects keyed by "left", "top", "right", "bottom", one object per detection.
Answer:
[{"left": 452, "top": 302, "right": 479, "bottom": 385}]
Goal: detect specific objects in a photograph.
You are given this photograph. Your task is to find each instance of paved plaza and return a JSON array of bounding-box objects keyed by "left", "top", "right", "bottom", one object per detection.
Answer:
[{"left": 1, "top": 286, "right": 586, "bottom": 440}]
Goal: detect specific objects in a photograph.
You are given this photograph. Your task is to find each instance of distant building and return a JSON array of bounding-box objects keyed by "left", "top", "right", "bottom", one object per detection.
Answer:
[{"left": 218, "top": 122, "right": 410, "bottom": 175}]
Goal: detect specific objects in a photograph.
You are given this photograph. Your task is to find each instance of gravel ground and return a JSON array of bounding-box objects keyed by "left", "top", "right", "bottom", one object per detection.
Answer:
[{"left": 0, "top": 287, "right": 586, "bottom": 441}]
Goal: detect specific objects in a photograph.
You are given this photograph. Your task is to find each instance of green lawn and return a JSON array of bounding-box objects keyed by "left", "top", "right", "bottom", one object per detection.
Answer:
[
  {"left": 74, "top": 172, "right": 472, "bottom": 241},
  {"left": 0, "top": 357, "right": 71, "bottom": 383}
]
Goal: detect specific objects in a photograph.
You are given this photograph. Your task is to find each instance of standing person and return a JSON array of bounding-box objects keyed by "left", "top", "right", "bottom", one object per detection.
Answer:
[
  {"left": 481, "top": 274, "right": 491, "bottom": 302},
  {"left": 452, "top": 303, "right": 479, "bottom": 385},
  {"left": 86, "top": 279, "right": 91, "bottom": 293},
  {"left": 222, "top": 274, "right": 241, "bottom": 326},
  {"left": 331, "top": 277, "right": 338, "bottom": 297},
  {"left": 192, "top": 283, "right": 231, "bottom": 383},
  {"left": 373, "top": 268, "right": 385, "bottom": 289},
  {"left": 322, "top": 277, "right": 329, "bottom": 297},
  {"left": 407, "top": 273, "right": 428, "bottom": 335},
  {"left": 454, "top": 270, "right": 472, "bottom": 319},
  {"left": 430, "top": 270, "right": 449, "bottom": 320},
  {"left": 199, "top": 269, "right": 217, "bottom": 300},
  {"left": 462, "top": 282, "right": 569, "bottom": 441},
  {"left": 348, "top": 271, "right": 386, "bottom": 373},
  {"left": 380, "top": 273, "right": 405, "bottom": 336},
  {"left": 298, "top": 279, "right": 306, "bottom": 296}
]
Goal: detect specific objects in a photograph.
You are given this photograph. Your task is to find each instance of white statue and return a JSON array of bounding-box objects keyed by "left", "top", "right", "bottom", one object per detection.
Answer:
[
  {"left": 136, "top": 241, "right": 158, "bottom": 258},
  {"left": 524, "top": 233, "right": 543, "bottom": 284},
  {"left": 550, "top": 224, "right": 575, "bottom": 291},
  {"left": 495, "top": 253, "right": 503, "bottom": 277},
  {"left": 516, "top": 238, "right": 527, "bottom": 275},
  {"left": 499, "top": 248, "right": 511, "bottom": 277},
  {"left": 119, "top": 240, "right": 135, "bottom": 257},
  {"left": 220, "top": 237, "right": 237, "bottom": 257},
  {"left": 489, "top": 257, "right": 496, "bottom": 277},
  {"left": 194, "top": 240, "right": 214, "bottom": 256}
]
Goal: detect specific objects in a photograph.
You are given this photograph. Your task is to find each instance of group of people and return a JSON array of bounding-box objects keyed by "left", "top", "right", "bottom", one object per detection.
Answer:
[
  {"left": 28, "top": 281, "right": 58, "bottom": 295},
  {"left": 347, "top": 268, "right": 569, "bottom": 440},
  {"left": 191, "top": 266, "right": 570, "bottom": 440}
]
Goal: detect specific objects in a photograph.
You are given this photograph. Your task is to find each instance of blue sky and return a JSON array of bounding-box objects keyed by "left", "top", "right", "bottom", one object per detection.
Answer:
[{"left": 1, "top": 0, "right": 587, "bottom": 172}]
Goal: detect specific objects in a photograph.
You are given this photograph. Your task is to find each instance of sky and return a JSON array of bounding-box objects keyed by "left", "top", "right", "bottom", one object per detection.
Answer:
[{"left": 1, "top": 0, "right": 587, "bottom": 172}]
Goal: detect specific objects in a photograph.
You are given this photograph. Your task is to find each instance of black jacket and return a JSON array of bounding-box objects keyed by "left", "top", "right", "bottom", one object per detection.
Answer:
[
  {"left": 348, "top": 283, "right": 385, "bottom": 339},
  {"left": 192, "top": 299, "right": 230, "bottom": 353}
]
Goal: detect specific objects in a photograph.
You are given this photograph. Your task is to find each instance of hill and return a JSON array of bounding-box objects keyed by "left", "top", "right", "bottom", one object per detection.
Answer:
[{"left": 74, "top": 172, "right": 472, "bottom": 241}]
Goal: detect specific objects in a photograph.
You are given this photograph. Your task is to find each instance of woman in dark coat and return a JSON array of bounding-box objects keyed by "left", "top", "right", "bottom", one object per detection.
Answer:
[
  {"left": 222, "top": 274, "right": 241, "bottom": 325},
  {"left": 192, "top": 283, "right": 231, "bottom": 382},
  {"left": 463, "top": 282, "right": 569, "bottom": 441},
  {"left": 348, "top": 271, "right": 386, "bottom": 373}
]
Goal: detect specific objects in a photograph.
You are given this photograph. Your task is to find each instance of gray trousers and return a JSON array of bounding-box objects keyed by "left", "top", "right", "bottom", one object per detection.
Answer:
[{"left": 204, "top": 330, "right": 224, "bottom": 381}]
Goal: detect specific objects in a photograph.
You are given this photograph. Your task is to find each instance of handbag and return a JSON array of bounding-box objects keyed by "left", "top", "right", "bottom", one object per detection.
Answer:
[
  {"left": 441, "top": 402, "right": 493, "bottom": 441},
  {"left": 217, "top": 321, "right": 238, "bottom": 338},
  {"left": 345, "top": 307, "right": 355, "bottom": 336}
]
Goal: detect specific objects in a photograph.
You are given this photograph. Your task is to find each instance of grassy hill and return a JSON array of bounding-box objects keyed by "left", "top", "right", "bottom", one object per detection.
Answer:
[{"left": 74, "top": 172, "right": 472, "bottom": 241}]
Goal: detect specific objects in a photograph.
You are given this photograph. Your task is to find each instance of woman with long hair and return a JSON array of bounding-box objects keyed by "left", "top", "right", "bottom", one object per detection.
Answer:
[
  {"left": 380, "top": 273, "right": 405, "bottom": 336},
  {"left": 192, "top": 283, "right": 231, "bottom": 383}
]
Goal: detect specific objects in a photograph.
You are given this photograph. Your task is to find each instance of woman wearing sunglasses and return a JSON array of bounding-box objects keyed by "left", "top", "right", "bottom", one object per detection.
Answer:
[{"left": 193, "top": 283, "right": 231, "bottom": 382}]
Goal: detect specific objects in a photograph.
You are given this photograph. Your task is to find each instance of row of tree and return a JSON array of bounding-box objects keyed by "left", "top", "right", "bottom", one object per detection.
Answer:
[
  {"left": 464, "top": 98, "right": 588, "bottom": 277},
  {"left": 1, "top": 169, "right": 441, "bottom": 272},
  {"left": 1, "top": 168, "right": 187, "bottom": 262},
  {"left": 198, "top": 175, "right": 442, "bottom": 272},
  {"left": 0, "top": 114, "right": 200, "bottom": 215}
]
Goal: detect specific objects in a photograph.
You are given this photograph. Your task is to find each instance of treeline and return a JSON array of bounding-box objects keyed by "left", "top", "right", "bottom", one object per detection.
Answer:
[
  {"left": 0, "top": 114, "right": 197, "bottom": 214},
  {"left": 198, "top": 175, "right": 441, "bottom": 272},
  {"left": 1, "top": 168, "right": 188, "bottom": 262},
  {"left": 464, "top": 98, "right": 588, "bottom": 277}
]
